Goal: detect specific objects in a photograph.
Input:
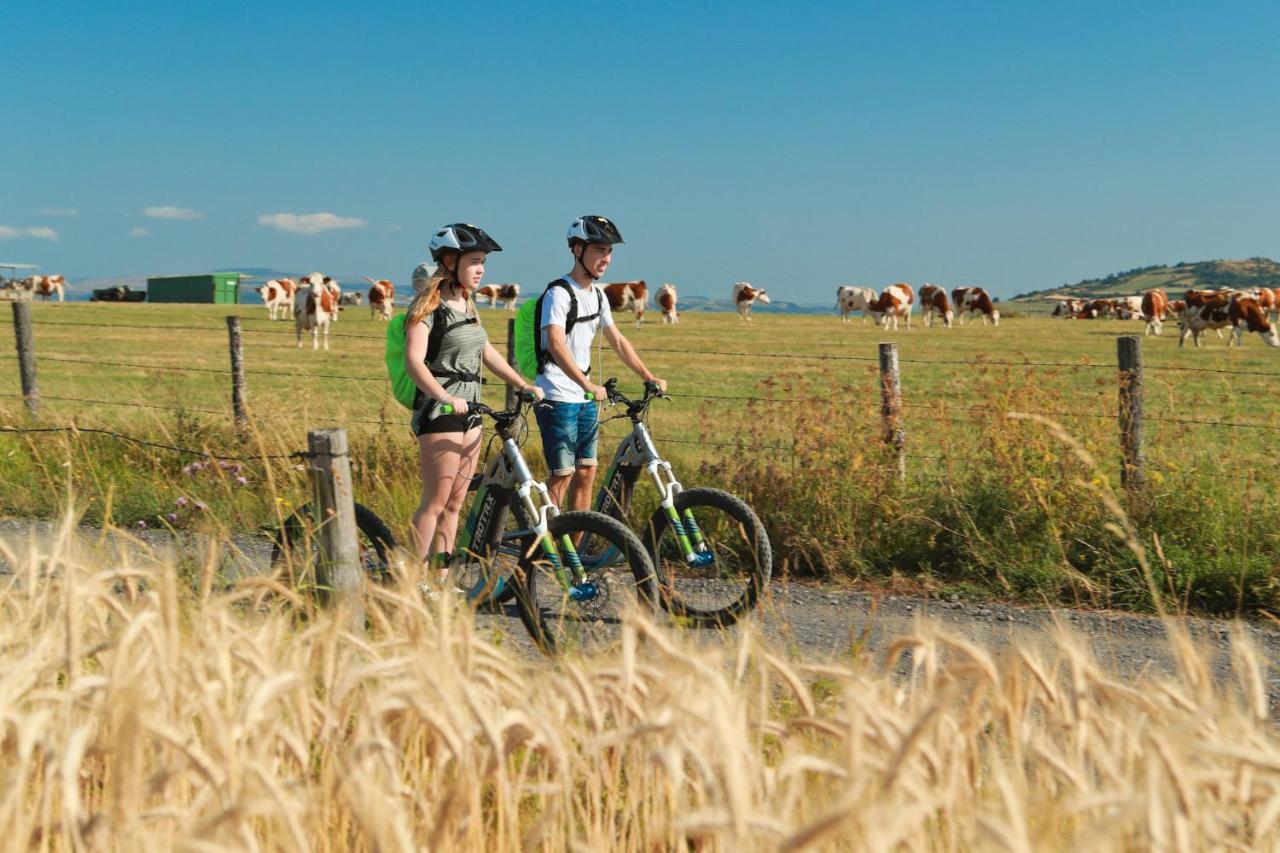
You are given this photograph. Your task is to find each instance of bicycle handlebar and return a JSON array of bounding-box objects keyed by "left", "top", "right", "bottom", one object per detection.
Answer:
[{"left": 602, "top": 377, "right": 668, "bottom": 417}]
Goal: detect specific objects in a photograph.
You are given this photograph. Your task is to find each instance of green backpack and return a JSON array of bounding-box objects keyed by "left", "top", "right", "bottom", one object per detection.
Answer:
[
  {"left": 513, "top": 279, "right": 596, "bottom": 380},
  {"left": 385, "top": 307, "right": 481, "bottom": 409}
]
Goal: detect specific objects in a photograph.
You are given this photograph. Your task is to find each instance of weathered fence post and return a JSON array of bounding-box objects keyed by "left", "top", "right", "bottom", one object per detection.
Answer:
[
  {"left": 11, "top": 300, "right": 38, "bottom": 417},
  {"left": 505, "top": 317, "right": 517, "bottom": 410},
  {"left": 1117, "top": 335, "right": 1144, "bottom": 490},
  {"left": 306, "top": 428, "right": 365, "bottom": 631},
  {"left": 879, "top": 342, "right": 905, "bottom": 480},
  {"left": 226, "top": 316, "right": 247, "bottom": 427}
]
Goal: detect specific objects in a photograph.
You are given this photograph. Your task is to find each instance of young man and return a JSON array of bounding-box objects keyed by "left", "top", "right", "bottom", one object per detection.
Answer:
[{"left": 536, "top": 215, "right": 667, "bottom": 509}]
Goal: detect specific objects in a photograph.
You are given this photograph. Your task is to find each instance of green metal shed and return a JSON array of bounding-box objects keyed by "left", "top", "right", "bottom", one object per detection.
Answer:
[{"left": 146, "top": 273, "right": 242, "bottom": 304}]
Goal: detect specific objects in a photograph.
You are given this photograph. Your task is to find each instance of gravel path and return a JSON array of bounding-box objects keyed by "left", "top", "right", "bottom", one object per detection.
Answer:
[{"left": 3, "top": 519, "right": 1276, "bottom": 707}]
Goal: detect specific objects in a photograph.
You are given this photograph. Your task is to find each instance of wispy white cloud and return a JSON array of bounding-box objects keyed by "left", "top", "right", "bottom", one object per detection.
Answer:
[
  {"left": 129, "top": 227, "right": 150, "bottom": 238},
  {"left": 144, "top": 206, "right": 203, "bottom": 220},
  {"left": 0, "top": 225, "right": 59, "bottom": 242},
  {"left": 37, "top": 207, "right": 78, "bottom": 217},
  {"left": 257, "top": 211, "right": 367, "bottom": 235}
]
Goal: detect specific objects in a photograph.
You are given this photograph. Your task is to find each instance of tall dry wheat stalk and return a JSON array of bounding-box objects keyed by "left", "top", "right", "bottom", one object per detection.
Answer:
[{"left": 1, "top": 510, "right": 1279, "bottom": 850}]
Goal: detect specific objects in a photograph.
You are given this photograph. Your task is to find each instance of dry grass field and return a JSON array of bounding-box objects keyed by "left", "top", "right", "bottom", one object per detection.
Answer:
[
  {"left": 3, "top": 516, "right": 1280, "bottom": 849},
  {"left": 0, "top": 301, "right": 1276, "bottom": 614}
]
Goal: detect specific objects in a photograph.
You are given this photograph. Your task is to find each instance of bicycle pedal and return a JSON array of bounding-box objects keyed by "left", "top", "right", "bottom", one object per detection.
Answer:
[{"left": 687, "top": 551, "right": 715, "bottom": 569}]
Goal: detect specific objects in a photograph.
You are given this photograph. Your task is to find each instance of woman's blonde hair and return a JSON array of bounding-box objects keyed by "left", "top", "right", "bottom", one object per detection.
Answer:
[{"left": 406, "top": 257, "right": 471, "bottom": 326}]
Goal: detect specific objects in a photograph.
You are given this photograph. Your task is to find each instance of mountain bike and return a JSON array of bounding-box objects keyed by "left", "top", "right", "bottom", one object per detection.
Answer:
[
  {"left": 581, "top": 378, "right": 772, "bottom": 627},
  {"left": 272, "top": 392, "right": 657, "bottom": 655}
]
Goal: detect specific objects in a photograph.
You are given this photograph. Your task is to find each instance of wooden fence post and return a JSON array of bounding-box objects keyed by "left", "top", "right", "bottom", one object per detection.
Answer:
[
  {"left": 879, "top": 342, "right": 905, "bottom": 480},
  {"left": 1117, "top": 335, "right": 1144, "bottom": 490},
  {"left": 505, "top": 317, "right": 517, "bottom": 410},
  {"left": 226, "top": 316, "right": 247, "bottom": 427},
  {"left": 11, "top": 301, "right": 38, "bottom": 417},
  {"left": 306, "top": 428, "right": 365, "bottom": 631}
]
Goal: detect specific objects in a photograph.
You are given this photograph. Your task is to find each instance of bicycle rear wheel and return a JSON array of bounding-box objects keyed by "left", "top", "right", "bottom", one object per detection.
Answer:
[
  {"left": 644, "top": 488, "right": 771, "bottom": 627},
  {"left": 270, "top": 502, "right": 396, "bottom": 584},
  {"left": 516, "top": 511, "right": 657, "bottom": 655}
]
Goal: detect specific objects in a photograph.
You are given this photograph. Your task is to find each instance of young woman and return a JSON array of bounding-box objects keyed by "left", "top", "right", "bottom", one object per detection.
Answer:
[{"left": 404, "top": 223, "right": 543, "bottom": 588}]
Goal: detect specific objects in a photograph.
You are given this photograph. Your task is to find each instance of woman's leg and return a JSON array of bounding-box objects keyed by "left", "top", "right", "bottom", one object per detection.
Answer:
[
  {"left": 413, "top": 431, "right": 465, "bottom": 578},
  {"left": 434, "top": 426, "right": 483, "bottom": 556}
]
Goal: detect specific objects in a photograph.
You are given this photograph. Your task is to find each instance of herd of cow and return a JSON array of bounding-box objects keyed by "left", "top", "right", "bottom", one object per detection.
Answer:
[
  {"left": 1049, "top": 287, "right": 1280, "bottom": 348},
  {"left": 835, "top": 284, "right": 1001, "bottom": 330},
  {"left": 1, "top": 275, "right": 66, "bottom": 301}
]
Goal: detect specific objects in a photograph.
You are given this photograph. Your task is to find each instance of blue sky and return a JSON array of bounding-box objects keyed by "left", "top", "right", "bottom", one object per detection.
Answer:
[{"left": 3, "top": 0, "right": 1279, "bottom": 300}]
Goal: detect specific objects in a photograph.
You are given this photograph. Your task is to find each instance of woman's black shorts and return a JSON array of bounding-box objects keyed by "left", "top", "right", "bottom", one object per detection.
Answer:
[{"left": 417, "top": 412, "right": 483, "bottom": 436}]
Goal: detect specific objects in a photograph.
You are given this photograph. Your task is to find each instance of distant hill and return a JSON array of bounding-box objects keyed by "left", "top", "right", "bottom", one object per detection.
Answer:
[{"left": 1012, "top": 258, "right": 1280, "bottom": 303}]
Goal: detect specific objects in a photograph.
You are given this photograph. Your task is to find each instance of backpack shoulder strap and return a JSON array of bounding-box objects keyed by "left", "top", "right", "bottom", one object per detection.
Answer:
[
  {"left": 535, "top": 279, "right": 577, "bottom": 373},
  {"left": 426, "top": 303, "right": 480, "bottom": 364}
]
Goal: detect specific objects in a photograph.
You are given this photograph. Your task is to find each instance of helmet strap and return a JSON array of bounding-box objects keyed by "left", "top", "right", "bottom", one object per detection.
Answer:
[{"left": 574, "top": 243, "right": 600, "bottom": 281}]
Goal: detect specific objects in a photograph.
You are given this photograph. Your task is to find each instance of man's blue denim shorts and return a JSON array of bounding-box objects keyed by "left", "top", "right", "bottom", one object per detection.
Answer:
[{"left": 534, "top": 400, "right": 599, "bottom": 476}]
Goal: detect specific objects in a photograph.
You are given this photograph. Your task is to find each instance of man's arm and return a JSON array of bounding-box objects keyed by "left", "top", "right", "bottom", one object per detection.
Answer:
[{"left": 603, "top": 325, "right": 667, "bottom": 393}]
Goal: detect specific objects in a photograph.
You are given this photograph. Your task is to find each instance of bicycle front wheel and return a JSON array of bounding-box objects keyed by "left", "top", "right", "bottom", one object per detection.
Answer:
[
  {"left": 517, "top": 511, "right": 657, "bottom": 655},
  {"left": 644, "top": 488, "right": 771, "bottom": 627}
]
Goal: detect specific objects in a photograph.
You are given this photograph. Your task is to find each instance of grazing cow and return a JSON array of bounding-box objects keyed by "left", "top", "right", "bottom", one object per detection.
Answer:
[
  {"left": 1140, "top": 288, "right": 1170, "bottom": 336},
  {"left": 656, "top": 283, "right": 678, "bottom": 324},
  {"left": 1179, "top": 291, "right": 1280, "bottom": 348},
  {"left": 364, "top": 277, "right": 396, "bottom": 320},
  {"left": 1230, "top": 295, "right": 1280, "bottom": 347},
  {"left": 475, "top": 283, "right": 520, "bottom": 310},
  {"left": 22, "top": 275, "right": 66, "bottom": 302},
  {"left": 918, "top": 284, "right": 953, "bottom": 328},
  {"left": 1051, "top": 297, "right": 1086, "bottom": 318},
  {"left": 732, "top": 282, "right": 771, "bottom": 321},
  {"left": 256, "top": 277, "right": 296, "bottom": 320},
  {"left": 294, "top": 281, "right": 339, "bottom": 350},
  {"left": 1114, "top": 295, "right": 1144, "bottom": 320},
  {"left": 868, "top": 283, "right": 914, "bottom": 331},
  {"left": 602, "top": 281, "right": 648, "bottom": 328},
  {"left": 835, "top": 285, "right": 877, "bottom": 323},
  {"left": 339, "top": 292, "right": 364, "bottom": 307},
  {"left": 952, "top": 287, "right": 1000, "bottom": 326}
]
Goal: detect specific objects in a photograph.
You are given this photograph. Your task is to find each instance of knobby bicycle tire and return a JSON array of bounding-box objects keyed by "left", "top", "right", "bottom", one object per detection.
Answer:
[
  {"left": 517, "top": 511, "right": 658, "bottom": 656},
  {"left": 644, "top": 487, "right": 772, "bottom": 627}
]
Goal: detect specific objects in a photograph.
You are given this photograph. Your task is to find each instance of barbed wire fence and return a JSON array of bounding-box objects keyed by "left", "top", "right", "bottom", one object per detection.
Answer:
[{"left": 4, "top": 304, "right": 1280, "bottom": 488}]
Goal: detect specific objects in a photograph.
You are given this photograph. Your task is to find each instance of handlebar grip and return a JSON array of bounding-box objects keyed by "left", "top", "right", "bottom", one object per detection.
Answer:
[
  {"left": 440, "top": 404, "right": 454, "bottom": 414},
  {"left": 584, "top": 392, "right": 596, "bottom": 401}
]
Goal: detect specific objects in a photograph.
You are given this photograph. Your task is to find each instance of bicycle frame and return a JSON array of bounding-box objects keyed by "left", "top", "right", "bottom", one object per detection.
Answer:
[
  {"left": 452, "top": 404, "right": 598, "bottom": 605},
  {"left": 586, "top": 402, "right": 713, "bottom": 570}
]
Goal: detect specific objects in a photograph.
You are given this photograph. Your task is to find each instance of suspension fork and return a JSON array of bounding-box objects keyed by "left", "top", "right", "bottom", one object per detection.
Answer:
[{"left": 637, "top": 420, "right": 711, "bottom": 564}]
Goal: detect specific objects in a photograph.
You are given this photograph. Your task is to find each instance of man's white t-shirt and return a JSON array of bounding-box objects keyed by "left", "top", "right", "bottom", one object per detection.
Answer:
[{"left": 536, "top": 276, "right": 614, "bottom": 402}]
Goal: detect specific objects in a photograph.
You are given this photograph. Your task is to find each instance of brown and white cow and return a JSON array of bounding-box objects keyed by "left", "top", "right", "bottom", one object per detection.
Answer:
[
  {"left": 294, "top": 281, "right": 340, "bottom": 350},
  {"left": 1116, "top": 295, "right": 1144, "bottom": 320},
  {"left": 869, "top": 283, "right": 914, "bottom": 331},
  {"left": 603, "top": 281, "right": 648, "bottom": 328},
  {"left": 951, "top": 287, "right": 999, "bottom": 326},
  {"left": 22, "top": 275, "right": 66, "bottom": 302},
  {"left": 835, "top": 285, "right": 877, "bottom": 323},
  {"left": 656, "top": 283, "right": 678, "bottom": 324},
  {"left": 732, "top": 282, "right": 771, "bottom": 321},
  {"left": 300, "top": 272, "right": 342, "bottom": 318},
  {"left": 1179, "top": 291, "right": 1280, "bottom": 348},
  {"left": 256, "top": 277, "right": 296, "bottom": 320},
  {"left": 1051, "top": 297, "right": 1086, "bottom": 318},
  {"left": 1140, "top": 288, "right": 1170, "bottom": 336},
  {"left": 918, "top": 284, "right": 953, "bottom": 328},
  {"left": 475, "top": 283, "right": 520, "bottom": 311},
  {"left": 364, "top": 277, "right": 396, "bottom": 320}
]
